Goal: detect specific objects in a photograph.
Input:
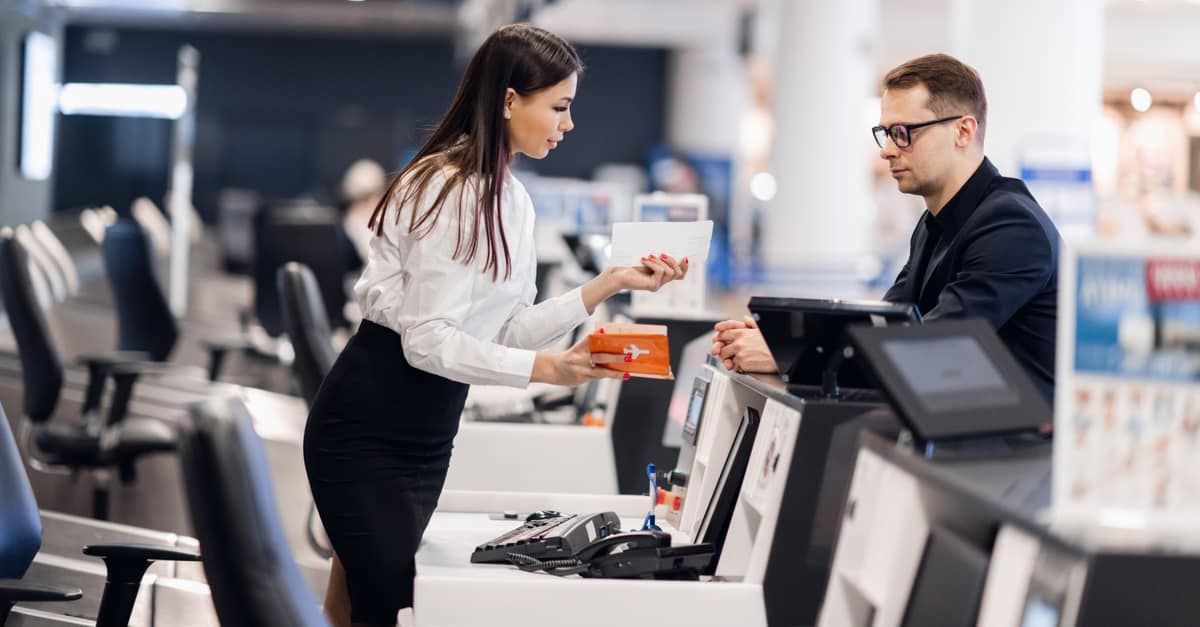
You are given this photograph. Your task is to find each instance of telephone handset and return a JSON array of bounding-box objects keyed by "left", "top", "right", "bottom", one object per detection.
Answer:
[{"left": 574, "top": 530, "right": 671, "bottom": 562}]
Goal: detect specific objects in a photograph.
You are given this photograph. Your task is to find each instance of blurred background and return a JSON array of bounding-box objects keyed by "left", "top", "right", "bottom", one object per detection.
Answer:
[{"left": 2, "top": 0, "right": 1200, "bottom": 307}]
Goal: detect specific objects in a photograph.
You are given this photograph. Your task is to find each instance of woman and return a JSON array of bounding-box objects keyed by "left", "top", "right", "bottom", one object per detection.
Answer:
[{"left": 304, "top": 23, "right": 688, "bottom": 627}]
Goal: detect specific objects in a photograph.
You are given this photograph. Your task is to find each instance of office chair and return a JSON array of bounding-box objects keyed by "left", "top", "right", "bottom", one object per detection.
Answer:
[
  {"left": 102, "top": 216, "right": 240, "bottom": 379},
  {"left": 179, "top": 396, "right": 329, "bottom": 627},
  {"left": 276, "top": 262, "right": 337, "bottom": 558},
  {"left": 0, "top": 230, "right": 179, "bottom": 520},
  {"left": 28, "top": 221, "right": 80, "bottom": 300},
  {"left": 0, "top": 399, "right": 200, "bottom": 626},
  {"left": 276, "top": 263, "right": 337, "bottom": 407}
]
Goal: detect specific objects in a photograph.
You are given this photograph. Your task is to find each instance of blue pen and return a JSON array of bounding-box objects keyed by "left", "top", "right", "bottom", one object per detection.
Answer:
[{"left": 642, "top": 463, "right": 662, "bottom": 531}]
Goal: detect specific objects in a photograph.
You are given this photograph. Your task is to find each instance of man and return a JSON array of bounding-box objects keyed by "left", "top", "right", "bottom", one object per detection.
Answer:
[{"left": 713, "top": 53, "right": 1060, "bottom": 400}]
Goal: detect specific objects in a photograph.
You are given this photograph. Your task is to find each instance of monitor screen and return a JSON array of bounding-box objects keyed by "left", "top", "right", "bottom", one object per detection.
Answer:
[
  {"left": 900, "top": 526, "right": 990, "bottom": 627},
  {"left": 662, "top": 332, "right": 716, "bottom": 447},
  {"left": 747, "top": 297, "right": 922, "bottom": 390},
  {"left": 882, "top": 336, "right": 1020, "bottom": 413},
  {"left": 682, "top": 377, "right": 709, "bottom": 445},
  {"left": 1019, "top": 600, "right": 1061, "bottom": 627},
  {"left": 849, "top": 319, "right": 1052, "bottom": 442},
  {"left": 695, "top": 406, "right": 761, "bottom": 575}
]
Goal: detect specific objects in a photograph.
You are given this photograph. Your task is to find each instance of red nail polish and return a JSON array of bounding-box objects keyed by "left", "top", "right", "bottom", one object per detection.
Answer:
[
  {"left": 661, "top": 252, "right": 668, "bottom": 257},
  {"left": 641, "top": 257, "right": 646, "bottom": 261},
  {"left": 623, "top": 373, "right": 631, "bottom": 380},
  {"left": 649, "top": 254, "right": 656, "bottom": 259},
  {"left": 598, "top": 327, "right": 605, "bottom": 333},
  {"left": 683, "top": 257, "right": 689, "bottom": 264},
  {"left": 624, "top": 354, "right": 633, "bottom": 362}
]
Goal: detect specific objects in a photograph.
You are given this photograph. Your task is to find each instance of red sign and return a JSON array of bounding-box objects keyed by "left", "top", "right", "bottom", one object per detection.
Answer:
[{"left": 1146, "top": 259, "right": 1200, "bottom": 301}]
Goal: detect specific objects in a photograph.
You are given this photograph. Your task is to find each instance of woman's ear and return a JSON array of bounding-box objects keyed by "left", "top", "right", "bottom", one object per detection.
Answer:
[{"left": 503, "top": 88, "right": 516, "bottom": 121}]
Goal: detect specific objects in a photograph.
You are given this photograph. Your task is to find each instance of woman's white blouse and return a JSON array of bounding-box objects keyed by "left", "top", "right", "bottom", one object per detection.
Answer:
[{"left": 354, "top": 168, "right": 588, "bottom": 387}]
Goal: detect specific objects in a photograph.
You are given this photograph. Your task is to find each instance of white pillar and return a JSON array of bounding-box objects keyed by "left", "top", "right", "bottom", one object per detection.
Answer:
[
  {"left": 762, "top": 0, "right": 878, "bottom": 268},
  {"left": 949, "top": 0, "right": 1104, "bottom": 179},
  {"left": 666, "top": 46, "right": 745, "bottom": 156}
]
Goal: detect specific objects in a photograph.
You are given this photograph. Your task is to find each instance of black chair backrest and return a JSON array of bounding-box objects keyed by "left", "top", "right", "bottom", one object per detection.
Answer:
[
  {"left": 0, "top": 400, "right": 43, "bottom": 579},
  {"left": 277, "top": 263, "right": 337, "bottom": 407},
  {"left": 253, "top": 202, "right": 348, "bottom": 337},
  {"left": 0, "top": 230, "right": 63, "bottom": 424},
  {"left": 179, "top": 396, "right": 327, "bottom": 627},
  {"left": 102, "top": 217, "right": 179, "bottom": 361}
]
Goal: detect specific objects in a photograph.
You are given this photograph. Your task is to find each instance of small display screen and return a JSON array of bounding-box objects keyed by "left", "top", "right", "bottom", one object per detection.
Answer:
[
  {"left": 685, "top": 382, "right": 706, "bottom": 433},
  {"left": 1020, "top": 599, "right": 1061, "bottom": 627},
  {"left": 882, "top": 336, "right": 1020, "bottom": 413}
]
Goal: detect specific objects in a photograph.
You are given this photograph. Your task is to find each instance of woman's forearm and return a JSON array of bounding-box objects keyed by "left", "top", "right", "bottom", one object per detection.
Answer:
[{"left": 580, "top": 270, "right": 622, "bottom": 314}]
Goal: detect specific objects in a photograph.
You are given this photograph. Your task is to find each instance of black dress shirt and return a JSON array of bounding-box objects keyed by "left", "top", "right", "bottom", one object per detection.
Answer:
[{"left": 883, "top": 158, "right": 1060, "bottom": 401}]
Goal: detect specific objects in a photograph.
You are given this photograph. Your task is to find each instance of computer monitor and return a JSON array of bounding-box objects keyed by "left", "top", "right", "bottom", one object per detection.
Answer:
[
  {"left": 694, "top": 406, "right": 761, "bottom": 575},
  {"left": 662, "top": 332, "right": 717, "bottom": 447},
  {"left": 747, "top": 297, "right": 922, "bottom": 395},
  {"left": 633, "top": 192, "right": 708, "bottom": 222},
  {"left": 900, "top": 526, "right": 990, "bottom": 627},
  {"left": 848, "top": 318, "right": 1052, "bottom": 442}
]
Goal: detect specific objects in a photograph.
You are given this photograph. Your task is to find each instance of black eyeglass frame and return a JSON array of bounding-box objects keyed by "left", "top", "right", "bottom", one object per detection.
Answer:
[{"left": 872, "top": 115, "right": 965, "bottom": 148}]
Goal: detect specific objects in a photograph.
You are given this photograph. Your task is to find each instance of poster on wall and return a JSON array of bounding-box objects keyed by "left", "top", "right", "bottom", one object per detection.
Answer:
[{"left": 1054, "top": 242, "right": 1200, "bottom": 544}]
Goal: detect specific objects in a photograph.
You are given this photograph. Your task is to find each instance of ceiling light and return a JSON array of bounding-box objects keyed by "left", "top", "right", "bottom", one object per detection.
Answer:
[
  {"left": 59, "top": 83, "right": 188, "bottom": 119},
  {"left": 1130, "top": 87, "right": 1152, "bottom": 113}
]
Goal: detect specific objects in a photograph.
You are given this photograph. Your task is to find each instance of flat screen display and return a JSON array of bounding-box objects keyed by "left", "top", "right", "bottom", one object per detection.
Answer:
[
  {"left": 662, "top": 332, "right": 715, "bottom": 447},
  {"left": 882, "top": 336, "right": 1020, "bottom": 413}
]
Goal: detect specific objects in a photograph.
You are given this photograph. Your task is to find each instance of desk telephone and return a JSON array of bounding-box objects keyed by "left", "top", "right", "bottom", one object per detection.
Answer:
[{"left": 471, "top": 511, "right": 713, "bottom": 579}]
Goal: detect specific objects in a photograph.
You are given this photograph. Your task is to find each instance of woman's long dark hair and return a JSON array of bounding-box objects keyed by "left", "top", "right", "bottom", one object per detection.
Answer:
[{"left": 368, "top": 23, "right": 582, "bottom": 280}]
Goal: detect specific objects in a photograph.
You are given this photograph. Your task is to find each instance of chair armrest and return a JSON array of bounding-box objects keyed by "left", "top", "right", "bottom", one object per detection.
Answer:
[
  {"left": 82, "top": 543, "right": 201, "bottom": 563},
  {"left": 75, "top": 352, "right": 154, "bottom": 415},
  {"left": 198, "top": 336, "right": 254, "bottom": 381},
  {"left": 0, "top": 579, "right": 83, "bottom": 604},
  {"left": 81, "top": 544, "right": 202, "bottom": 627}
]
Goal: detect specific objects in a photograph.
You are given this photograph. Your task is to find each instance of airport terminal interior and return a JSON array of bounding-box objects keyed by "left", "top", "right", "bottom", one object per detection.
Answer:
[{"left": 1, "top": 0, "right": 1199, "bottom": 625}]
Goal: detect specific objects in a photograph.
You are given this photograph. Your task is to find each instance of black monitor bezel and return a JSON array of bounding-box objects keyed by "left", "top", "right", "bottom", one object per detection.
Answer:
[
  {"left": 848, "top": 318, "right": 1052, "bottom": 442},
  {"left": 747, "top": 296, "right": 922, "bottom": 389},
  {"left": 694, "top": 406, "right": 761, "bottom": 575}
]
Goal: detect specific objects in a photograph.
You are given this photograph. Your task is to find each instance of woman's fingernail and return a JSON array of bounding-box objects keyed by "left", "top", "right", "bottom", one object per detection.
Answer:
[
  {"left": 598, "top": 327, "right": 605, "bottom": 333},
  {"left": 640, "top": 256, "right": 646, "bottom": 262},
  {"left": 683, "top": 257, "right": 689, "bottom": 264},
  {"left": 623, "top": 372, "right": 631, "bottom": 380},
  {"left": 661, "top": 252, "right": 668, "bottom": 258},
  {"left": 649, "top": 254, "right": 656, "bottom": 259},
  {"left": 624, "top": 354, "right": 633, "bottom": 362}
]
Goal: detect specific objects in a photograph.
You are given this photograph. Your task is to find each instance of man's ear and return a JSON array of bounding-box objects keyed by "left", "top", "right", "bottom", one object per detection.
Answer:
[
  {"left": 957, "top": 116, "right": 979, "bottom": 148},
  {"left": 503, "top": 88, "right": 516, "bottom": 120}
]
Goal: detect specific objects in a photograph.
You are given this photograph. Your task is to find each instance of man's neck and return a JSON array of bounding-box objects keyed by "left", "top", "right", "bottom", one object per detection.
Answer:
[{"left": 925, "top": 154, "right": 985, "bottom": 216}]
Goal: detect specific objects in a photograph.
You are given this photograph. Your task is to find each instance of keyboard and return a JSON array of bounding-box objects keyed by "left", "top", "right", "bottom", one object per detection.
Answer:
[{"left": 470, "top": 512, "right": 622, "bottom": 564}]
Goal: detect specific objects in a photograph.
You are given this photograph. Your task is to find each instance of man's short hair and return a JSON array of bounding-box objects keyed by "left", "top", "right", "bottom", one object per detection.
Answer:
[{"left": 883, "top": 53, "right": 987, "bottom": 141}]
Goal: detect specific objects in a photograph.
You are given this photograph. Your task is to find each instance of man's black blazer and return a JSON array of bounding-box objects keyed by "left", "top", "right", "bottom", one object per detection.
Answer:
[{"left": 883, "top": 158, "right": 1060, "bottom": 401}]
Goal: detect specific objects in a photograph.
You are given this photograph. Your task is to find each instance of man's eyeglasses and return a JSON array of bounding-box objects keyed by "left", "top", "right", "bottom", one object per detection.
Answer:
[{"left": 872, "top": 115, "right": 963, "bottom": 149}]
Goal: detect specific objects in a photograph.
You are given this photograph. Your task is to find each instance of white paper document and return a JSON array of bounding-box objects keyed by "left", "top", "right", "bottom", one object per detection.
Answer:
[{"left": 609, "top": 220, "right": 713, "bottom": 267}]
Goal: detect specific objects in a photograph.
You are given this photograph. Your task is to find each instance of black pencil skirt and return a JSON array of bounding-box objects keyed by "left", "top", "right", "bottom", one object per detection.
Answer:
[{"left": 303, "top": 319, "right": 469, "bottom": 626}]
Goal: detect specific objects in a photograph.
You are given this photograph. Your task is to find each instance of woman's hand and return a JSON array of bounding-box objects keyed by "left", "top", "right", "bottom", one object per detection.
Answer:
[
  {"left": 531, "top": 337, "right": 630, "bottom": 386},
  {"left": 580, "top": 254, "right": 690, "bottom": 314},
  {"left": 605, "top": 253, "right": 689, "bottom": 293}
]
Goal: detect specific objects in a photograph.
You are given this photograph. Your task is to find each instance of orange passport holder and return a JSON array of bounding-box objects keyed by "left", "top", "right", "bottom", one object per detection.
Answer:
[{"left": 588, "top": 323, "right": 673, "bottom": 379}]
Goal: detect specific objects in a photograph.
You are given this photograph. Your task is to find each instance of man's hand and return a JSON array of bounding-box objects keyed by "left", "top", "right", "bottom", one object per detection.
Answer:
[{"left": 710, "top": 315, "right": 777, "bottom": 373}]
